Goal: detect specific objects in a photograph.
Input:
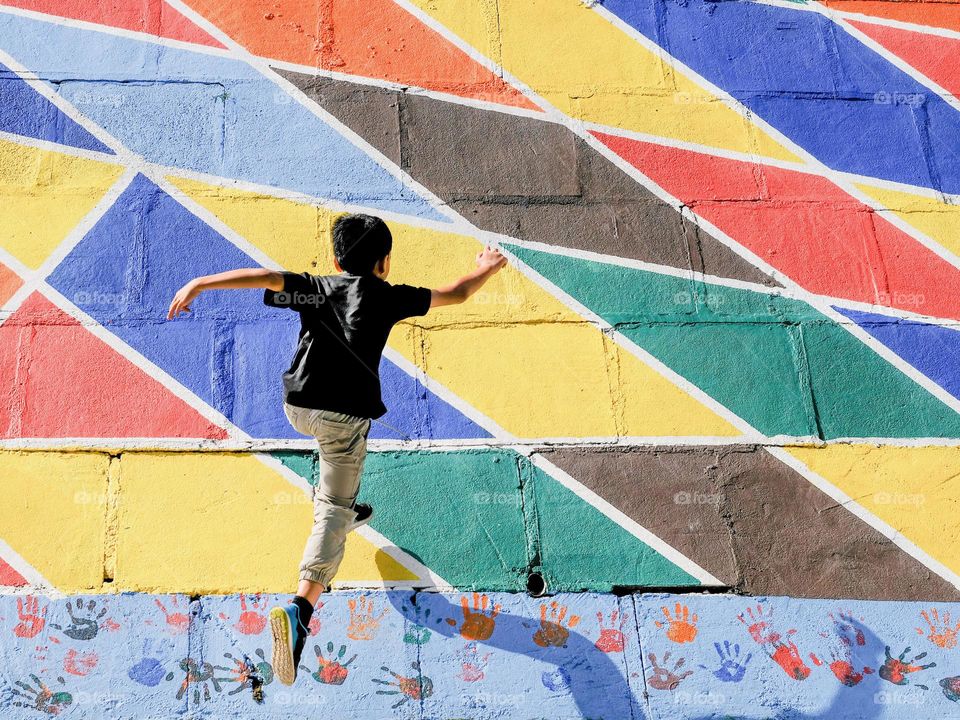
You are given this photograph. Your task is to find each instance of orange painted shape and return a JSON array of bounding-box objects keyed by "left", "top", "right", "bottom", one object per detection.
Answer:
[
  {"left": 821, "top": 0, "right": 960, "bottom": 33},
  {"left": 0, "top": 261, "right": 21, "bottom": 306},
  {"left": 1, "top": 0, "right": 225, "bottom": 47},
  {"left": 0, "top": 292, "right": 229, "bottom": 439},
  {"left": 181, "top": 0, "right": 539, "bottom": 109},
  {"left": 850, "top": 19, "right": 960, "bottom": 98}
]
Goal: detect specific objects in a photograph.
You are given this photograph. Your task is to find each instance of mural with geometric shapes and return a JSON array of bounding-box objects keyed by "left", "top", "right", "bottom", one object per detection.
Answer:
[{"left": 1, "top": 0, "right": 959, "bottom": 717}]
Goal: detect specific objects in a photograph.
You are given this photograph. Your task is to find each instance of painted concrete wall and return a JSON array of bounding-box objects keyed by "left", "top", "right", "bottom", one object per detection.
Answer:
[{"left": 1, "top": 0, "right": 960, "bottom": 717}]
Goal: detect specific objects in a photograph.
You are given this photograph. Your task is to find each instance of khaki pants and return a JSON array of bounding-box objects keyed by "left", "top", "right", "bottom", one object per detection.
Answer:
[{"left": 283, "top": 402, "right": 371, "bottom": 587}]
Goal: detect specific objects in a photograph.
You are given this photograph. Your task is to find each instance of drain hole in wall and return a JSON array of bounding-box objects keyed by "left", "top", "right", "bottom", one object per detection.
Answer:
[{"left": 526, "top": 572, "right": 547, "bottom": 597}]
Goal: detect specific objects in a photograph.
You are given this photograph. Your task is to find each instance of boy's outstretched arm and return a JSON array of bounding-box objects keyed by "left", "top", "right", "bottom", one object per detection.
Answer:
[
  {"left": 167, "top": 268, "right": 284, "bottom": 319},
  {"left": 431, "top": 246, "right": 508, "bottom": 308}
]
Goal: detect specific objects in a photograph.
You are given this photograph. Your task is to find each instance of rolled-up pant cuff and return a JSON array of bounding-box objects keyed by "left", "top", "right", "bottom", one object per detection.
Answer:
[{"left": 299, "top": 568, "right": 332, "bottom": 586}]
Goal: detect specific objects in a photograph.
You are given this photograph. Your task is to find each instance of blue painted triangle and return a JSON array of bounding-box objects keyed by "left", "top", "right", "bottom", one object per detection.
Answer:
[
  {"left": 835, "top": 305, "right": 960, "bottom": 401},
  {"left": 0, "top": 61, "right": 113, "bottom": 154},
  {"left": 46, "top": 174, "right": 488, "bottom": 440}
]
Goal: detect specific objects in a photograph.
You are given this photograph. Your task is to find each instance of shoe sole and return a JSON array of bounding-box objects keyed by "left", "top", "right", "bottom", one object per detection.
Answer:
[{"left": 269, "top": 607, "right": 297, "bottom": 686}]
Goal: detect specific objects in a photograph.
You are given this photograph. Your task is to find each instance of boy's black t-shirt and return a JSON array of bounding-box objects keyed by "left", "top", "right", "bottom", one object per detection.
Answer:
[{"left": 264, "top": 271, "right": 431, "bottom": 419}]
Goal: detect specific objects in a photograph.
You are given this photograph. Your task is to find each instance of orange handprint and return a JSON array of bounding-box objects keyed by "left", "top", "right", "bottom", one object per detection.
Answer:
[
  {"left": 916, "top": 608, "right": 960, "bottom": 649},
  {"left": 455, "top": 593, "right": 501, "bottom": 641},
  {"left": 14, "top": 597, "right": 47, "bottom": 639},
  {"left": 655, "top": 603, "right": 699, "bottom": 644},
  {"left": 347, "top": 595, "right": 387, "bottom": 641},
  {"left": 533, "top": 601, "right": 580, "bottom": 648}
]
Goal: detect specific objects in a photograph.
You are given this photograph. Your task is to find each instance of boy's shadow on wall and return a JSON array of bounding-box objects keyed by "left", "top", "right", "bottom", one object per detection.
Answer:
[
  {"left": 374, "top": 553, "right": 940, "bottom": 720},
  {"left": 375, "top": 552, "right": 645, "bottom": 719}
]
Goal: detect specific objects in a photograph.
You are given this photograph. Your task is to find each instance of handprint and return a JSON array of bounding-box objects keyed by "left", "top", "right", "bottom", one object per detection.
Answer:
[
  {"left": 347, "top": 595, "right": 387, "bottom": 641},
  {"left": 769, "top": 639, "right": 811, "bottom": 681},
  {"left": 50, "top": 599, "right": 117, "bottom": 641},
  {"left": 63, "top": 649, "right": 98, "bottom": 677},
  {"left": 453, "top": 593, "right": 500, "bottom": 642},
  {"left": 916, "top": 608, "right": 960, "bottom": 649},
  {"left": 401, "top": 601, "right": 432, "bottom": 645},
  {"left": 655, "top": 603, "right": 699, "bottom": 644},
  {"left": 14, "top": 596, "right": 47, "bottom": 639},
  {"left": 10, "top": 675, "right": 72, "bottom": 716},
  {"left": 457, "top": 641, "right": 491, "bottom": 682},
  {"left": 647, "top": 651, "right": 693, "bottom": 691},
  {"left": 154, "top": 597, "right": 190, "bottom": 635},
  {"left": 217, "top": 594, "right": 268, "bottom": 635},
  {"left": 739, "top": 603, "right": 808, "bottom": 680},
  {"left": 304, "top": 642, "right": 357, "bottom": 685},
  {"left": 941, "top": 675, "right": 960, "bottom": 702},
  {"left": 879, "top": 646, "right": 936, "bottom": 690},
  {"left": 698, "top": 641, "right": 752, "bottom": 683},
  {"left": 308, "top": 599, "right": 324, "bottom": 636},
  {"left": 372, "top": 662, "right": 433, "bottom": 709},
  {"left": 129, "top": 639, "right": 171, "bottom": 687},
  {"left": 541, "top": 665, "right": 572, "bottom": 693},
  {"left": 595, "top": 609, "right": 625, "bottom": 653},
  {"left": 737, "top": 604, "right": 782, "bottom": 645},
  {"left": 813, "top": 612, "right": 873, "bottom": 687},
  {"left": 215, "top": 649, "right": 273, "bottom": 695},
  {"left": 533, "top": 601, "right": 580, "bottom": 648}
]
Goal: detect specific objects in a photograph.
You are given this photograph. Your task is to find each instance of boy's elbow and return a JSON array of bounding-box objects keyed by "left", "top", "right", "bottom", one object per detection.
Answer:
[{"left": 265, "top": 270, "right": 285, "bottom": 292}]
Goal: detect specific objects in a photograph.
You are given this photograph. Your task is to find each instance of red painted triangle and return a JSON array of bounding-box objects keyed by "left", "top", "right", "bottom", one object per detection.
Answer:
[
  {"left": 850, "top": 20, "right": 960, "bottom": 98},
  {"left": 2, "top": 0, "right": 225, "bottom": 48},
  {"left": 181, "top": 0, "right": 539, "bottom": 110},
  {"left": 0, "top": 293, "right": 229, "bottom": 438},
  {"left": 0, "top": 557, "right": 28, "bottom": 586},
  {"left": 592, "top": 130, "right": 960, "bottom": 320},
  {"left": 0, "top": 260, "right": 21, "bottom": 306}
]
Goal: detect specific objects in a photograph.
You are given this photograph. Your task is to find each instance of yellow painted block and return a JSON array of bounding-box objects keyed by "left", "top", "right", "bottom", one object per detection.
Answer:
[
  {"left": 114, "top": 453, "right": 416, "bottom": 593},
  {"left": 407, "top": 0, "right": 798, "bottom": 162},
  {"left": 0, "top": 139, "right": 122, "bottom": 268},
  {"left": 173, "top": 180, "right": 739, "bottom": 438},
  {"left": 416, "top": 323, "right": 737, "bottom": 437},
  {"left": 167, "top": 177, "right": 337, "bottom": 272},
  {"left": 0, "top": 451, "right": 109, "bottom": 591},
  {"left": 856, "top": 183, "right": 960, "bottom": 259},
  {"left": 789, "top": 445, "right": 960, "bottom": 577}
]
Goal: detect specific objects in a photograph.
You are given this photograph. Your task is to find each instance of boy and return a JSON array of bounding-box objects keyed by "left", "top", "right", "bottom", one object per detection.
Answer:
[{"left": 167, "top": 213, "right": 507, "bottom": 685}]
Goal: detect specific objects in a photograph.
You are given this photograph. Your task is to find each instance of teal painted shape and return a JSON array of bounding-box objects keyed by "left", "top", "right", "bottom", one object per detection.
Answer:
[
  {"left": 362, "top": 449, "right": 528, "bottom": 590},
  {"left": 525, "top": 458, "right": 699, "bottom": 590},
  {"left": 272, "top": 451, "right": 316, "bottom": 484},
  {"left": 274, "top": 448, "right": 702, "bottom": 590},
  {"left": 508, "top": 244, "right": 960, "bottom": 440}
]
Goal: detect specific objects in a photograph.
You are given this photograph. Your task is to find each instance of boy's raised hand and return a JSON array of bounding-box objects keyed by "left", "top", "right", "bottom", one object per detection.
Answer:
[
  {"left": 167, "top": 280, "right": 200, "bottom": 320},
  {"left": 476, "top": 246, "right": 507, "bottom": 272}
]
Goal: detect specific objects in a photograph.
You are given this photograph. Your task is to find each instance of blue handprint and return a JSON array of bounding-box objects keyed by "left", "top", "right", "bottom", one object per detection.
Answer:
[{"left": 699, "top": 640, "right": 753, "bottom": 683}]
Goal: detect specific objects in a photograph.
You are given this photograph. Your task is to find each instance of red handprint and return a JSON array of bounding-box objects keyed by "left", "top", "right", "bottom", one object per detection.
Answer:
[
  {"left": 14, "top": 597, "right": 47, "bottom": 639},
  {"left": 595, "top": 609, "right": 625, "bottom": 653},
  {"left": 233, "top": 595, "right": 267, "bottom": 635},
  {"left": 155, "top": 598, "right": 189, "bottom": 635}
]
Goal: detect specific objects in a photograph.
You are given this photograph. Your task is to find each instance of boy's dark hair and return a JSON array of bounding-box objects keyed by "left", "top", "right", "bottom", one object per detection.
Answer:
[{"left": 332, "top": 213, "right": 392, "bottom": 275}]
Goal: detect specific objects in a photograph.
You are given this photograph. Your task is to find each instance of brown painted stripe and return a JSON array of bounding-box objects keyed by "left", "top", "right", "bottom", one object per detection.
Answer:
[
  {"left": 538, "top": 446, "right": 960, "bottom": 601},
  {"left": 278, "top": 69, "right": 780, "bottom": 287}
]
